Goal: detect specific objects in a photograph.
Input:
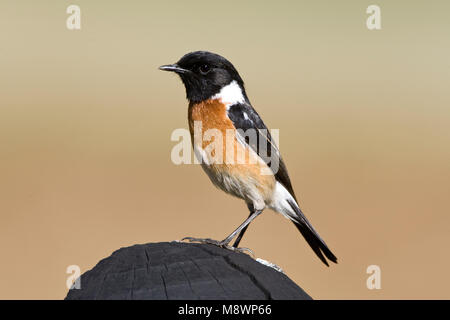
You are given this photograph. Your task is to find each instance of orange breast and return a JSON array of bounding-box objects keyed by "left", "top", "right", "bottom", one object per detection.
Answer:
[
  {"left": 188, "top": 99, "right": 234, "bottom": 141},
  {"left": 188, "top": 99, "right": 275, "bottom": 202}
]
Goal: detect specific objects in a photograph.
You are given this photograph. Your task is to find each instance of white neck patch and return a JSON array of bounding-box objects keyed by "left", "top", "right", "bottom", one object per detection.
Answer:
[{"left": 211, "top": 80, "right": 245, "bottom": 106}]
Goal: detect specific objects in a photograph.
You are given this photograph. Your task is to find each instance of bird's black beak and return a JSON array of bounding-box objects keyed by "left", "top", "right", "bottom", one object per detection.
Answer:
[{"left": 159, "top": 64, "right": 189, "bottom": 74}]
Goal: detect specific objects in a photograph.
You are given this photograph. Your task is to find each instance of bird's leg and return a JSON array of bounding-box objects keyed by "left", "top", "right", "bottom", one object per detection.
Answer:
[
  {"left": 182, "top": 210, "right": 262, "bottom": 254},
  {"left": 232, "top": 211, "right": 253, "bottom": 248},
  {"left": 219, "top": 210, "right": 262, "bottom": 246}
]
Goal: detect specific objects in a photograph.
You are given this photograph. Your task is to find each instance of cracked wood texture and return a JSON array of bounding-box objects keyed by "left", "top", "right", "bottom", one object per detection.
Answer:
[{"left": 65, "top": 242, "right": 311, "bottom": 300}]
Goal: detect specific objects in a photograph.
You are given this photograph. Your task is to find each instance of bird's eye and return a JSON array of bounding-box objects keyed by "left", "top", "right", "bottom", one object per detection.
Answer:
[{"left": 198, "top": 64, "right": 211, "bottom": 75}]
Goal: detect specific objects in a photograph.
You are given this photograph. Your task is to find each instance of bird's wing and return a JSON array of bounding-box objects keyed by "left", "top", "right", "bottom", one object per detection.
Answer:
[
  {"left": 227, "top": 103, "right": 337, "bottom": 266},
  {"left": 226, "top": 103, "right": 297, "bottom": 201}
]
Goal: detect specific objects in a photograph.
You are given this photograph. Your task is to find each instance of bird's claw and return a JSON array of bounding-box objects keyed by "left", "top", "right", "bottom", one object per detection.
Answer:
[
  {"left": 227, "top": 246, "right": 255, "bottom": 258},
  {"left": 181, "top": 237, "right": 255, "bottom": 257},
  {"left": 181, "top": 237, "right": 221, "bottom": 246}
]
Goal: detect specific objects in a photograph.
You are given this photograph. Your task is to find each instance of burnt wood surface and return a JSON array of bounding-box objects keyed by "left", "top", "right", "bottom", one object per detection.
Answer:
[{"left": 65, "top": 242, "right": 311, "bottom": 300}]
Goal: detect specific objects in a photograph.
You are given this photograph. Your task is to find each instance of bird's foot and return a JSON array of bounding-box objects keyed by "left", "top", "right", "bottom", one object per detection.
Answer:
[
  {"left": 181, "top": 236, "right": 223, "bottom": 246},
  {"left": 181, "top": 236, "right": 254, "bottom": 257},
  {"left": 228, "top": 246, "right": 255, "bottom": 257}
]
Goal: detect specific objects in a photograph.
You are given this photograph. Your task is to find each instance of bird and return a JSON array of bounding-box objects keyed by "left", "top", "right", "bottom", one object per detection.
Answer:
[{"left": 159, "top": 51, "right": 337, "bottom": 266}]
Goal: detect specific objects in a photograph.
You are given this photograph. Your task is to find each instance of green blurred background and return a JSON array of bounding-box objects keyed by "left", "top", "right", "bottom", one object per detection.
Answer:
[{"left": 0, "top": 0, "right": 449, "bottom": 299}]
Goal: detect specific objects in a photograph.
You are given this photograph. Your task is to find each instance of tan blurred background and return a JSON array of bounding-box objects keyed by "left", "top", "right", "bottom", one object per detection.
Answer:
[{"left": 1, "top": 0, "right": 449, "bottom": 299}]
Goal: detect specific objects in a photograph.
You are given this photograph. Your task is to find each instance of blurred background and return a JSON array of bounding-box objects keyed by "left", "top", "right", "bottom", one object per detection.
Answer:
[{"left": 0, "top": 0, "right": 449, "bottom": 299}]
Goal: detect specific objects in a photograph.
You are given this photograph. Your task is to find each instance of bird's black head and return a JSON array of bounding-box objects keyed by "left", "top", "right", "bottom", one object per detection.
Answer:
[{"left": 159, "top": 51, "right": 248, "bottom": 103}]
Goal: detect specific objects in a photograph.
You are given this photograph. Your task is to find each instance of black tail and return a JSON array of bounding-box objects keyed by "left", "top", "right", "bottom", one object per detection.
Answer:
[{"left": 287, "top": 200, "right": 337, "bottom": 266}]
